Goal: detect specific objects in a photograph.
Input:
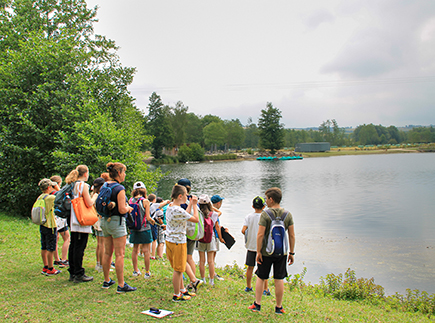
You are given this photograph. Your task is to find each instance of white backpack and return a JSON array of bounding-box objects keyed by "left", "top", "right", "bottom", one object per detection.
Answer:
[{"left": 31, "top": 194, "right": 49, "bottom": 225}]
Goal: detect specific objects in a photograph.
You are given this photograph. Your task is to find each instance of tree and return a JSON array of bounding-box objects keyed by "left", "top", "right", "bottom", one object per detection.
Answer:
[
  {"left": 185, "top": 112, "right": 204, "bottom": 145},
  {"left": 257, "top": 102, "right": 285, "bottom": 154},
  {"left": 203, "top": 121, "right": 226, "bottom": 151},
  {"left": 170, "top": 101, "right": 188, "bottom": 147},
  {"left": 0, "top": 1, "right": 162, "bottom": 216},
  {"left": 244, "top": 117, "right": 259, "bottom": 148},
  {"left": 146, "top": 92, "right": 174, "bottom": 159},
  {"left": 224, "top": 119, "right": 245, "bottom": 150}
]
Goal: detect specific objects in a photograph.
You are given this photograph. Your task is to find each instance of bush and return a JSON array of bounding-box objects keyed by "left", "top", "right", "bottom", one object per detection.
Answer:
[{"left": 205, "top": 153, "right": 237, "bottom": 161}]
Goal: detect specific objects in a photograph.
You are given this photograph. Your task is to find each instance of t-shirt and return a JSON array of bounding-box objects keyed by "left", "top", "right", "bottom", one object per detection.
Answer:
[
  {"left": 208, "top": 211, "right": 219, "bottom": 238},
  {"left": 258, "top": 207, "right": 294, "bottom": 256},
  {"left": 243, "top": 211, "right": 262, "bottom": 251},
  {"left": 165, "top": 205, "right": 192, "bottom": 244},
  {"left": 108, "top": 183, "right": 127, "bottom": 216},
  {"left": 41, "top": 194, "right": 56, "bottom": 229}
]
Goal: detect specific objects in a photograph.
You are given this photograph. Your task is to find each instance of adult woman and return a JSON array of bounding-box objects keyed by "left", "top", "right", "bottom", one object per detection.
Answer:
[
  {"left": 65, "top": 165, "right": 94, "bottom": 283},
  {"left": 101, "top": 162, "right": 137, "bottom": 293}
]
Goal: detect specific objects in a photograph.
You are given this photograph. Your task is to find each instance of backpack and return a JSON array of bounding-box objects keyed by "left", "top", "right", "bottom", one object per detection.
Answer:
[
  {"left": 127, "top": 197, "right": 146, "bottom": 230},
  {"left": 53, "top": 183, "right": 74, "bottom": 219},
  {"left": 199, "top": 211, "right": 214, "bottom": 243},
  {"left": 95, "top": 182, "right": 120, "bottom": 217},
  {"left": 186, "top": 207, "right": 204, "bottom": 241},
  {"left": 265, "top": 209, "right": 289, "bottom": 256},
  {"left": 31, "top": 194, "right": 49, "bottom": 225}
]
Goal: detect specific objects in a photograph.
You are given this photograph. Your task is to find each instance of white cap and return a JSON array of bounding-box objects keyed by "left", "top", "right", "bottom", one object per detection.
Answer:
[
  {"left": 198, "top": 194, "right": 210, "bottom": 204},
  {"left": 133, "top": 181, "right": 146, "bottom": 190}
]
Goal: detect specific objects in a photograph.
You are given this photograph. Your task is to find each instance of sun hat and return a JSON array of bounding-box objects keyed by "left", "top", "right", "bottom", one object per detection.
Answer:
[
  {"left": 199, "top": 194, "right": 211, "bottom": 204},
  {"left": 133, "top": 181, "right": 146, "bottom": 190},
  {"left": 252, "top": 196, "right": 266, "bottom": 209},
  {"left": 211, "top": 194, "right": 224, "bottom": 204}
]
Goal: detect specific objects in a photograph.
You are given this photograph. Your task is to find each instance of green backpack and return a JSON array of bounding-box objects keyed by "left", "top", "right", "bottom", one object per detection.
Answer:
[{"left": 31, "top": 194, "right": 48, "bottom": 225}]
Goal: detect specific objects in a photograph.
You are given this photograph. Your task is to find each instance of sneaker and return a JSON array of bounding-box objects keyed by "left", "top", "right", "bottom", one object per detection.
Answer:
[
  {"left": 209, "top": 278, "right": 215, "bottom": 287},
  {"left": 248, "top": 302, "right": 261, "bottom": 312},
  {"left": 102, "top": 279, "right": 116, "bottom": 289},
  {"left": 192, "top": 279, "right": 203, "bottom": 293},
  {"left": 245, "top": 287, "right": 253, "bottom": 292},
  {"left": 110, "top": 262, "right": 116, "bottom": 269},
  {"left": 46, "top": 268, "right": 61, "bottom": 276},
  {"left": 133, "top": 270, "right": 141, "bottom": 277},
  {"left": 58, "top": 261, "right": 67, "bottom": 268},
  {"left": 95, "top": 264, "right": 103, "bottom": 273},
  {"left": 69, "top": 275, "right": 75, "bottom": 282},
  {"left": 54, "top": 260, "right": 62, "bottom": 266},
  {"left": 275, "top": 306, "right": 285, "bottom": 315},
  {"left": 116, "top": 282, "right": 137, "bottom": 293},
  {"left": 172, "top": 294, "right": 191, "bottom": 302},
  {"left": 150, "top": 256, "right": 156, "bottom": 260},
  {"left": 74, "top": 274, "right": 93, "bottom": 283},
  {"left": 263, "top": 289, "right": 271, "bottom": 296},
  {"left": 144, "top": 272, "right": 151, "bottom": 279},
  {"left": 61, "top": 260, "right": 69, "bottom": 267},
  {"left": 214, "top": 274, "right": 224, "bottom": 281},
  {"left": 41, "top": 268, "right": 48, "bottom": 275},
  {"left": 182, "top": 290, "right": 196, "bottom": 297}
]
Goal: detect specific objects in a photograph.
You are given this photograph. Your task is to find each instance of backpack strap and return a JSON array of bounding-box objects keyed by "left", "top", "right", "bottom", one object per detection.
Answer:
[{"left": 265, "top": 209, "right": 275, "bottom": 221}]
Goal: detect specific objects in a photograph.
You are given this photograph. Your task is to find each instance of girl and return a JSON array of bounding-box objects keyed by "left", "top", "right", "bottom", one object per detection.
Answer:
[
  {"left": 65, "top": 165, "right": 94, "bottom": 283},
  {"left": 129, "top": 181, "right": 155, "bottom": 279},
  {"left": 196, "top": 194, "right": 225, "bottom": 286},
  {"left": 101, "top": 162, "right": 136, "bottom": 293},
  {"left": 91, "top": 177, "right": 105, "bottom": 272}
]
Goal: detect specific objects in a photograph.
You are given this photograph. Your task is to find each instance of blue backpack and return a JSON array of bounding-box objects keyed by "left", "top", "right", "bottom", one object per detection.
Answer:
[
  {"left": 265, "top": 209, "right": 289, "bottom": 256},
  {"left": 127, "top": 197, "right": 146, "bottom": 230},
  {"left": 95, "top": 182, "right": 120, "bottom": 217}
]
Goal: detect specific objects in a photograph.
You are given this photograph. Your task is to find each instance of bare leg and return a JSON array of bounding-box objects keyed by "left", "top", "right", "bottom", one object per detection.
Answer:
[
  {"left": 275, "top": 279, "right": 284, "bottom": 308},
  {"left": 157, "top": 243, "right": 164, "bottom": 258},
  {"left": 41, "top": 249, "right": 48, "bottom": 267},
  {"left": 185, "top": 262, "right": 196, "bottom": 282},
  {"left": 151, "top": 239, "right": 157, "bottom": 258},
  {"left": 60, "top": 230, "right": 70, "bottom": 261},
  {"left": 54, "top": 232, "right": 61, "bottom": 262},
  {"left": 198, "top": 251, "right": 206, "bottom": 279},
  {"left": 207, "top": 251, "right": 216, "bottom": 279},
  {"left": 187, "top": 254, "right": 196, "bottom": 277},
  {"left": 246, "top": 266, "right": 254, "bottom": 288},
  {"left": 142, "top": 243, "right": 151, "bottom": 272},
  {"left": 173, "top": 271, "right": 183, "bottom": 295},
  {"left": 113, "top": 235, "right": 127, "bottom": 287},
  {"left": 132, "top": 244, "right": 139, "bottom": 272},
  {"left": 255, "top": 277, "right": 264, "bottom": 305},
  {"left": 102, "top": 236, "right": 114, "bottom": 282}
]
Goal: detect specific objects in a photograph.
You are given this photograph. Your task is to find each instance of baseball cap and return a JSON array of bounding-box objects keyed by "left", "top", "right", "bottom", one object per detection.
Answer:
[
  {"left": 38, "top": 178, "right": 57, "bottom": 191},
  {"left": 199, "top": 194, "right": 211, "bottom": 204},
  {"left": 133, "top": 181, "right": 146, "bottom": 190},
  {"left": 252, "top": 196, "right": 266, "bottom": 209},
  {"left": 177, "top": 178, "right": 191, "bottom": 187},
  {"left": 211, "top": 194, "right": 224, "bottom": 204}
]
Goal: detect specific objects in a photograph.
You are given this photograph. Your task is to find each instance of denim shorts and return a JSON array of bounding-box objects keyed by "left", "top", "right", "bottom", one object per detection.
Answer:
[{"left": 101, "top": 216, "right": 127, "bottom": 239}]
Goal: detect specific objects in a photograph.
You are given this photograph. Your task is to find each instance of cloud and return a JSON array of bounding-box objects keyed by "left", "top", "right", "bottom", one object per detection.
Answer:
[{"left": 302, "top": 9, "right": 335, "bottom": 31}]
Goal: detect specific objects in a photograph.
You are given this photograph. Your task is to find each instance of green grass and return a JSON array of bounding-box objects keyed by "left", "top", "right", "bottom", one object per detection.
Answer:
[{"left": 0, "top": 212, "right": 433, "bottom": 322}]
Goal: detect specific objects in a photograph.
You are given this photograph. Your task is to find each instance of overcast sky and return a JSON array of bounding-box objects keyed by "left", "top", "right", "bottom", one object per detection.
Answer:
[{"left": 85, "top": 0, "right": 435, "bottom": 128}]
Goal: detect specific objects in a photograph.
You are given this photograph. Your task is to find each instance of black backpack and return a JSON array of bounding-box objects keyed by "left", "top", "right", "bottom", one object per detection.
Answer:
[
  {"left": 53, "top": 183, "right": 75, "bottom": 219},
  {"left": 95, "top": 182, "right": 120, "bottom": 217}
]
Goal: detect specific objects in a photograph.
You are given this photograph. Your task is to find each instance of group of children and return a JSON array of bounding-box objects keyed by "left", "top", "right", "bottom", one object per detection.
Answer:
[{"left": 35, "top": 171, "right": 296, "bottom": 314}]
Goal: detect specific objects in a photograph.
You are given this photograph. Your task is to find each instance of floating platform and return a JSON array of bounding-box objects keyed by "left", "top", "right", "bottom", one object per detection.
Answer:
[{"left": 256, "top": 156, "right": 303, "bottom": 161}]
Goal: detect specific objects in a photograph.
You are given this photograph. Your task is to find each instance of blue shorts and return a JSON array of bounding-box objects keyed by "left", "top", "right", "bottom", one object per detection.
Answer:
[
  {"left": 40, "top": 226, "right": 57, "bottom": 251},
  {"left": 130, "top": 229, "right": 153, "bottom": 244},
  {"left": 150, "top": 224, "right": 158, "bottom": 241},
  {"left": 101, "top": 216, "right": 127, "bottom": 239}
]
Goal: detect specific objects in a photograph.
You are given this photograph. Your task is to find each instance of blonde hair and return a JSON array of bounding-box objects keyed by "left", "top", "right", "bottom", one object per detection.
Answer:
[
  {"left": 65, "top": 165, "right": 88, "bottom": 184},
  {"left": 171, "top": 184, "right": 186, "bottom": 200},
  {"left": 50, "top": 175, "right": 62, "bottom": 185}
]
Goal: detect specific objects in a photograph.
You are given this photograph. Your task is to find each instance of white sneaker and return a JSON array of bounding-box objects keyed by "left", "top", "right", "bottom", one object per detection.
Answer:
[
  {"left": 95, "top": 264, "right": 103, "bottom": 273},
  {"left": 133, "top": 270, "right": 141, "bottom": 277},
  {"left": 144, "top": 272, "right": 151, "bottom": 279},
  {"left": 209, "top": 278, "right": 215, "bottom": 287},
  {"left": 215, "top": 274, "right": 224, "bottom": 281}
]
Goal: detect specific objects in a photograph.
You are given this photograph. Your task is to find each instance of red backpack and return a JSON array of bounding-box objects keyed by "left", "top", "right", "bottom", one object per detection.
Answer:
[{"left": 199, "top": 212, "right": 213, "bottom": 243}]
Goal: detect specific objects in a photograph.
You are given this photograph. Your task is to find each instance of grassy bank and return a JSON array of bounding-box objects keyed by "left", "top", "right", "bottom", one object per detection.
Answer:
[{"left": 0, "top": 212, "right": 433, "bottom": 322}]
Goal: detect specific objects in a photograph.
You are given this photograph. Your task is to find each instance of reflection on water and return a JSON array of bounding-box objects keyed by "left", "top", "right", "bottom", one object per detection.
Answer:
[{"left": 153, "top": 153, "right": 435, "bottom": 295}]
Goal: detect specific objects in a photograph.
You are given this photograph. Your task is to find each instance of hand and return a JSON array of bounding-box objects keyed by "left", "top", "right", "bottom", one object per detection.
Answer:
[
  {"left": 191, "top": 195, "right": 198, "bottom": 203},
  {"left": 288, "top": 254, "right": 294, "bottom": 265},
  {"left": 220, "top": 238, "right": 225, "bottom": 243},
  {"left": 256, "top": 253, "right": 263, "bottom": 265},
  {"left": 162, "top": 224, "right": 166, "bottom": 230}
]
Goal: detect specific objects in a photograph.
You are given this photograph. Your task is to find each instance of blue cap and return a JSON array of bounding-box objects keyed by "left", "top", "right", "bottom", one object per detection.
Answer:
[
  {"left": 177, "top": 178, "right": 191, "bottom": 187},
  {"left": 211, "top": 195, "right": 224, "bottom": 204}
]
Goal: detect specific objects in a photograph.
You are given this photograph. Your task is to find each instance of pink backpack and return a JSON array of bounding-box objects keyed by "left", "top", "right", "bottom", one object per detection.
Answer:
[{"left": 199, "top": 212, "right": 213, "bottom": 243}]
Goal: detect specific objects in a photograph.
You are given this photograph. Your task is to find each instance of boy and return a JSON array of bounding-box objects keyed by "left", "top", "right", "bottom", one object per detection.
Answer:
[
  {"left": 248, "top": 187, "right": 295, "bottom": 315},
  {"left": 37, "top": 178, "right": 61, "bottom": 276},
  {"left": 241, "top": 196, "right": 269, "bottom": 294},
  {"left": 165, "top": 184, "right": 199, "bottom": 301},
  {"left": 210, "top": 194, "right": 225, "bottom": 281},
  {"left": 148, "top": 194, "right": 170, "bottom": 260}
]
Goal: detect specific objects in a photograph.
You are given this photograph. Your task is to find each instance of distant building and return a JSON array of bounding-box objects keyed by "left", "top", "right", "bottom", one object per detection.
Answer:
[{"left": 295, "top": 142, "right": 330, "bottom": 152}]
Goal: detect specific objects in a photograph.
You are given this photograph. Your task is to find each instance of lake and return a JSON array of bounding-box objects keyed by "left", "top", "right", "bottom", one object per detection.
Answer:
[{"left": 153, "top": 153, "right": 435, "bottom": 295}]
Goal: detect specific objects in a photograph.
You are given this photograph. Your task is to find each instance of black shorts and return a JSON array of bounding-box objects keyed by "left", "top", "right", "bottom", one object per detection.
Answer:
[
  {"left": 255, "top": 254, "right": 288, "bottom": 280},
  {"left": 58, "top": 226, "right": 68, "bottom": 233},
  {"left": 40, "top": 226, "right": 57, "bottom": 252},
  {"left": 151, "top": 224, "right": 158, "bottom": 241},
  {"left": 245, "top": 250, "right": 257, "bottom": 267}
]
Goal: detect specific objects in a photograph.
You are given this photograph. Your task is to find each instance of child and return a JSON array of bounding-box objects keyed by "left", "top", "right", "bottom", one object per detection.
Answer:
[
  {"left": 37, "top": 178, "right": 60, "bottom": 276},
  {"left": 148, "top": 194, "right": 170, "bottom": 260},
  {"left": 165, "top": 184, "right": 199, "bottom": 302},
  {"left": 248, "top": 187, "right": 295, "bottom": 315},
  {"left": 196, "top": 194, "right": 225, "bottom": 286},
  {"left": 241, "top": 196, "right": 269, "bottom": 294},
  {"left": 210, "top": 194, "right": 225, "bottom": 281},
  {"left": 154, "top": 197, "right": 168, "bottom": 259},
  {"left": 129, "top": 182, "right": 154, "bottom": 278},
  {"left": 91, "top": 177, "right": 105, "bottom": 272}
]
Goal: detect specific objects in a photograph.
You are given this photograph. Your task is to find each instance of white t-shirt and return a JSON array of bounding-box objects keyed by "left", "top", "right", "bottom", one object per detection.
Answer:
[
  {"left": 243, "top": 211, "right": 262, "bottom": 251},
  {"left": 70, "top": 181, "right": 92, "bottom": 234},
  {"left": 165, "top": 205, "right": 192, "bottom": 244},
  {"left": 209, "top": 211, "right": 219, "bottom": 238}
]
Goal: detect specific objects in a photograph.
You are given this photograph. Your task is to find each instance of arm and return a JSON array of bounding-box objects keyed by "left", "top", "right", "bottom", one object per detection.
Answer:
[
  {"left": 159, "top": 200, "right": 170, "bottom": 209},
  {"left": 215, "top": 221, "right": 225, "bottom": 243},
  {"left": 241, "top": 225, "right": 248, "bottom": 235},
  {"left": 256, "top": 225, "right": 266, "bottom": 264},
  {"left": 213, "top": 206, "right": 222, "bottom": 216},
  {"left": 187, "top": 195, "right": 199, "bottom": 223},
  {"left": 117, "top": 189, "right": 133, "bottom": 214},
  {"left": 287, "top": 224, "right": 295, "bottom": 265},
  {"left": 142, "top": 199, "right": 155, "bottom": 225},
  {"left": 82, "top": 184, "right": 94, "bottom": 208}
]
